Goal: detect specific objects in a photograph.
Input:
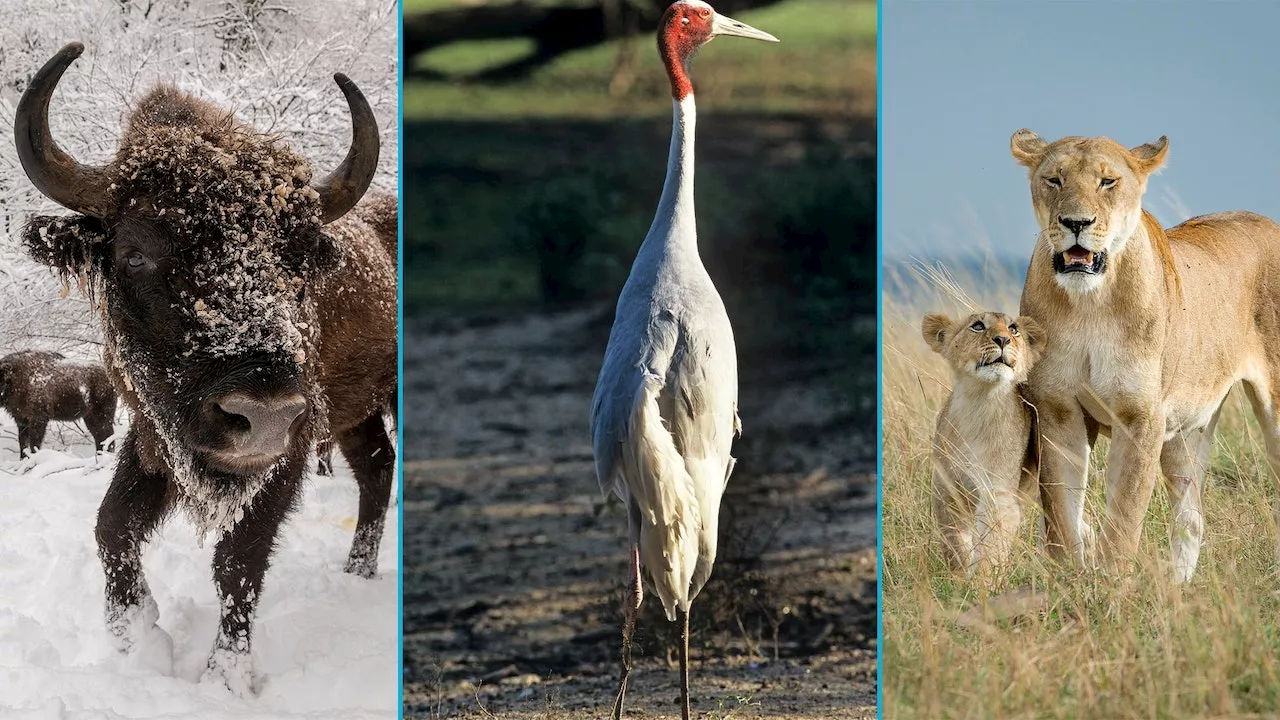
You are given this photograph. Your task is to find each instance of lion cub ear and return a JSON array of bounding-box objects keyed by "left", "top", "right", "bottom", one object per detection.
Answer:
[
  {"left": 1127, "top": 136, "right": 1169, "bottom": 176},
  {"left": 1011, "top": 129, "right": 1048, "bottom": 168},
  {"left": 921, "top": 313, "right": 954, "bottom": 354}
]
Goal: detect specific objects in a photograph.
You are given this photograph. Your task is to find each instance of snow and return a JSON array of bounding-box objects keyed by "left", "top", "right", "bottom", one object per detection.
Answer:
[{"left": 0, "top": 413, "right": 398, "bottom": 719}]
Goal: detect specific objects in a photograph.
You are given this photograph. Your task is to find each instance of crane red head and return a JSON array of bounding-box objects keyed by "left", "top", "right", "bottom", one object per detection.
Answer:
[{"left": 659, "top": 0, "right": 779, "bottom": 100}]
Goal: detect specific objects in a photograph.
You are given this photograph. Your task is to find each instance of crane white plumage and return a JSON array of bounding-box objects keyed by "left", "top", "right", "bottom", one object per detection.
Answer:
[{"left": 588, "top": 2, "right": 777, "bottom": 717}]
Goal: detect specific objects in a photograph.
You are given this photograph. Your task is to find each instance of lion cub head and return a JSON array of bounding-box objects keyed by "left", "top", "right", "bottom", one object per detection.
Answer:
[
  {"left": 1010, "top": 129, "right": 1169, "bottom": 293},
  {"left": 922, "top": 311, "right": 1044, "bottom": 385}
]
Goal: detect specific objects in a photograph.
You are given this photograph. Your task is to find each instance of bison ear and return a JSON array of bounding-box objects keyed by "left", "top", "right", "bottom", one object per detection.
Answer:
[
  {"left": 921, "top": 313, "right": 953, "bottom": 354},
  {"left": 21, "top": 215, "right": 108, "bottom": 280},
  {"left": 312, "top": 231, "right": 345, "bottom": 276},
  {"left": 1128, "top": 135, "right": 1169, "bottom": 176},
  {"left": 1011, "top": 129, "right": 1048, "bottom": 168}
]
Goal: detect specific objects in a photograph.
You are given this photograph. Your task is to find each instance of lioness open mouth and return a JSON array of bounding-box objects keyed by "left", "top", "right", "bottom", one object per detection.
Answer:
[{"left": 1054, "top": 245, "right": 1108, "bottom": 275}]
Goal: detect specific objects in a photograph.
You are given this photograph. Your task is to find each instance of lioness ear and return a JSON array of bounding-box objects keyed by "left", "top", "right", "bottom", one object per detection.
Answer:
[
  {"left": 1011, "top": 129, "right": 1048, "bottom": 168},
  {"left": 1128, "top": 136, "right": 1169, "bottom": 176},
  {"left": 921, "top": 313, "right": 953, "bottom": 354},
  {"left": 1016, "top": 315, "right": 1046, "bottom": 353}
]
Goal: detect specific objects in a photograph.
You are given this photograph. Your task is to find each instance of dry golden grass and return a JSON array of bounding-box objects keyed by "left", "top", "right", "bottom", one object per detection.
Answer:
[{"left": 882, "top": 257, "right": 1280, "bottom": 719}]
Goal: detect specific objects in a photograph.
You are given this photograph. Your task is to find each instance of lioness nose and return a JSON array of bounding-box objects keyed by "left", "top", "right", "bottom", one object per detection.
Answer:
[
  {"left": 213, "top": 392, "right": 307, "bottom": 456},
  {"left": 1060, "top": 216, "right": 1096, "bottom": 236},
  {"left": 993, "top": 335, "right": 1010, "bottom": 349}
]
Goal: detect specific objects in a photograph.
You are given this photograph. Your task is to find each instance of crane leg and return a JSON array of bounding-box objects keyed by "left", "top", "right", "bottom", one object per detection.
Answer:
[
  {"left": 680, "top": 606, "right": 691, "bottom": 720},
  {"left": 612, "top": 544, "right": 643, "bottom": 720}
]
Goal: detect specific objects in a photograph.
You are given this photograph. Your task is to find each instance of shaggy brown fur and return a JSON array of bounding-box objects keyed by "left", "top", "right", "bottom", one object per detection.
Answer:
[
  {"left": 0, "top": 350, "right": 117, "bottom": 458},
  {"left": 19, "top": 63, "right": 395, "bottom": 697}
]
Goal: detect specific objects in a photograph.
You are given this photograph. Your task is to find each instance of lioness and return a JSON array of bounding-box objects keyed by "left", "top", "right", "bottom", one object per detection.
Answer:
[
  {"left": 924, "top": 311, "right": 1044, "bottom": 578},
  {"left": 1012, "top": 129, "right": 1280, "bottom": 581}
]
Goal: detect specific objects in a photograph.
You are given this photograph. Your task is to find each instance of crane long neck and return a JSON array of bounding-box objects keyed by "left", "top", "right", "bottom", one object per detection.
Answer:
[{"left": 640, "top": 92, "right": 698, "bottom": 263}]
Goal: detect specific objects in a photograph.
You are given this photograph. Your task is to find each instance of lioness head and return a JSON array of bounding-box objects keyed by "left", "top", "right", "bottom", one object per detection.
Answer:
[
  {"left": 922, "top": 311, "right": 1044, "bottom": 385},
  {"left": 1010, "top": 129, "right": 1169, "bottom": 293}
]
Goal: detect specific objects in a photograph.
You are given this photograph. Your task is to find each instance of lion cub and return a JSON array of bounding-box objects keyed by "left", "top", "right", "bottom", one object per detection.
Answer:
[{"left": 922, "top": 310, "right": 1044, "bottom": 578}]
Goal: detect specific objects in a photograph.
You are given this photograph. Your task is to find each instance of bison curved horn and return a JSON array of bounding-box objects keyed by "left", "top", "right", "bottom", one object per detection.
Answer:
[
  {"left": 15, "top": 43, "right": 115, "bottom": 219},
  {"left": 313, "top": 73, "right": 380, "bottom": 224}
]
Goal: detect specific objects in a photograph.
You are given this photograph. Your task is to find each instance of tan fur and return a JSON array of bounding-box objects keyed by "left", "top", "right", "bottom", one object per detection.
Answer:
[
  {"left": 924, "top": 311, "right": 1044, "bottom": 579},
  {"left": 1013, "top": 129, "right": 1280, "bottom": 581}
]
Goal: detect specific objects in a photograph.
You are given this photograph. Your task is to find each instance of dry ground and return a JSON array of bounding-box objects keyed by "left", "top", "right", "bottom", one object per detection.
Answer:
[{"left": 401, "top": 307, "right": 876, "bottom": 719}]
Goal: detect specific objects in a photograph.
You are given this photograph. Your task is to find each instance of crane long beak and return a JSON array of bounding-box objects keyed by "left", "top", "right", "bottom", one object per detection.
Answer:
[{"left": 710, "top": 14, "right": 779, "bottom": 42}]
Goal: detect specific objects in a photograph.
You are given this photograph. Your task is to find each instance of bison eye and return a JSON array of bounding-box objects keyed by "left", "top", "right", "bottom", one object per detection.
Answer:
[
  {"left": 969, "top": 321, "right": 985, "bottom": 333},
  {"left": 1100, "top": 177, "right": 1118, "bottom": 189},
  {"left": 126, "top": 251, "right": 147, "bottom": 268},
  {"left": 1044, "top": 177, "right": 1062, "bottom": 188}
]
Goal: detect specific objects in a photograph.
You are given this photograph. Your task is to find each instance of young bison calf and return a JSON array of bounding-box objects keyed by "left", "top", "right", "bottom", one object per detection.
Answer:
[{"left": 0, "top": 349, "right": 117, "bottom": 458}]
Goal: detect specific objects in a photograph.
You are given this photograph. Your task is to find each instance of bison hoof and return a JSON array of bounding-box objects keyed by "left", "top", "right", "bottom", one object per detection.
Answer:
[
  {"left": 343, "top": 556, "right": 378, "bottom": 579},
  {"left": 204, "top": 645, "right": 257, "bottom": 698},
  {"left": 106, "top": 595, "right": 174, "bottom": 674}
]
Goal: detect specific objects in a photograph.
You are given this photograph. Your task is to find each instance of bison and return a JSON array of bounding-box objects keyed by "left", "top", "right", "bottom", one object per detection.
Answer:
[
  {"left": 0, "top": 349, "right": 118, "bottom": 457},
  {"left": 15, "top": 43, "right": 397, "bottom": 696}
]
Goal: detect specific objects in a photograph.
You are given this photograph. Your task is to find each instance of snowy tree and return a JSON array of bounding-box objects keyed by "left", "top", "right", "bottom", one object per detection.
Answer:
[{"left": 0, "top": 0, "right": 397, "bottom": 360}]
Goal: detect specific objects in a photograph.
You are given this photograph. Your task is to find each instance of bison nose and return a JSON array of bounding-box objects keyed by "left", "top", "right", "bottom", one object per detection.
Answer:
[
  {"left": 993, "top": 335, "right": 1010, "bottom": 349},
  {"left": 1059, "top": 216, "right": 1096, "bottom": 237},
  {"left": 213, "top": 392, "right": 307, "bottom": 457}
]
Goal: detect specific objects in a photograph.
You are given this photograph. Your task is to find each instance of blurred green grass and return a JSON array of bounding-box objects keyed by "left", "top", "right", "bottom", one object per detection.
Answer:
[
  {"left": 404, "top": 0, "right": 875, "bottom": 119},
  {"left": 402, "top": 0, "right": 876, "bottom": 363}
]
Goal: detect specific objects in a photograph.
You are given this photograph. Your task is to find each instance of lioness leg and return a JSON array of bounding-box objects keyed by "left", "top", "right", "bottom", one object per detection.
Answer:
[
  {"left": 1159, "top": 409, "right": 1219, "bottom": 583},
  {"left": 1036, "top": 400, "right": 1092, "bottom": 564},
  {"left": 1101, "top": 408, "right": 1165, "bottom": 568},
  {"left": 1242, "top": 380, "right": 1280, "bottom": 566}
]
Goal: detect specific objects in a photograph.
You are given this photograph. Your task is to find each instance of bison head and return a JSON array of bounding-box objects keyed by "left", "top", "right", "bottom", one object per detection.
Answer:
[{"left": 16, "top": 43, "right": 379, "bottom": 512}]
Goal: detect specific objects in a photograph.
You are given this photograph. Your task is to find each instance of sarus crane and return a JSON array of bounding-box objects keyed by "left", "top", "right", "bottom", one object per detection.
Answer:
[{"left": 589, "top": 1, "right": 778, "bottom": 717}]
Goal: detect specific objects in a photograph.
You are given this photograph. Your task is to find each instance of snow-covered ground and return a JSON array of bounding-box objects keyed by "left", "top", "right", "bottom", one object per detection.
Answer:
[{"left": 0, "top": 413, "right": 399, "bottom": 719}]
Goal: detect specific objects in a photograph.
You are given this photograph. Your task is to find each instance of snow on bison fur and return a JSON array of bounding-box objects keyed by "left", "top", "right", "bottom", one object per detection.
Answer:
[
  {"left": 15, "top": 43, "right": 397, "bottom": 696},
  {"left": 0, "top": 349, "right": 118, "bottom": 457}
]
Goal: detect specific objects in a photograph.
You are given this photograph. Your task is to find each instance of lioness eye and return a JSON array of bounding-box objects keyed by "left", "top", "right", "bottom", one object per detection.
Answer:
[
  {"left": 1010, "top": 324, "right": 1020, "bottom": 335},
  {"left": 1100, "top": 177, "right": 1118, "bottom": 189},
  {"left": 1045, "top": 177, "right": 1062, "bottom": 188},
  {"left": 970, "top": 321, "right": 985, "bottom": 332}
]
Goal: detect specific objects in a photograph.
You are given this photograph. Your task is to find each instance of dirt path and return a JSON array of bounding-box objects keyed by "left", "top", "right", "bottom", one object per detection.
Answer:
[{"left": 402, "top": 307, "right": 877, "bottom": 719}]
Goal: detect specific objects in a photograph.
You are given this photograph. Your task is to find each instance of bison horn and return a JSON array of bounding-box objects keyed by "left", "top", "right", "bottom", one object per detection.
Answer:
[
  {"left": 313, "top": 73, "right": 380, "bottom": 224},
  {"left": 15, "top": 42, "right": 115, "bottom": 219}
]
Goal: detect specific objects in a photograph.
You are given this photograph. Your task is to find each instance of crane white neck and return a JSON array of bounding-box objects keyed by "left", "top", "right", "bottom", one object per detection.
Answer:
[{"left": 637, "top": 93, "right": 698, "bottom": 262}]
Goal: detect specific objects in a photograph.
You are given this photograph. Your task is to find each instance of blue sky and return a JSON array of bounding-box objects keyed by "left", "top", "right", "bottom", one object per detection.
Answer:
[{"left": 883, "top": 0, "right": 1280, "bottom": 260}]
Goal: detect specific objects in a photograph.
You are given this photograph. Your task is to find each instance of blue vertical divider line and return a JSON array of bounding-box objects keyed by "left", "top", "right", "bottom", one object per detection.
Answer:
[
  {"left": 396, "top": 0, "right": 407, "bottom": 715},
  {"left": 874, "top": 0, "right": 884, "bottom": 717}
]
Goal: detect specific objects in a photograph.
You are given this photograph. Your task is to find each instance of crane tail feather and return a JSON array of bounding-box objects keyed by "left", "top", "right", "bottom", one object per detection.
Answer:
[{"left": 621, "top": 373, "right": 701, "bottom": 621}]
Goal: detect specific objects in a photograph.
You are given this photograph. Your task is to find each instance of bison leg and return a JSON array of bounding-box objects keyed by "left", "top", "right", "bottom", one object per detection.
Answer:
[
  {"left": 203, "top": 476, "right": 301, "bottom": 698},
  {"left": 96, "top": 431, "right": 172, "bottom": 663},
  {"left": 15, "top": 420, "right": 29, "bottom": 459},
  {"left": 316, "top": 439, "right": 333, "bottom": 476},
  {"left": 338, "top": 412, "right": 394, "bottom": 578},
  {"left": 26, "top": 420, "right": 47, "bottom": 455}
]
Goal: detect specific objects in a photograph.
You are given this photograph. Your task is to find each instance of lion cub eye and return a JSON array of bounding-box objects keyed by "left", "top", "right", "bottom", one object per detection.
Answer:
[
  {"left": 1100, "top": 177, "right": 1118, "bottom": 189},
  {"left": 969, "top": 321, "right": 985, "bottom": 333},
  {"left": 1044, "top": 177, "right": 1062, "bottom": 188}
]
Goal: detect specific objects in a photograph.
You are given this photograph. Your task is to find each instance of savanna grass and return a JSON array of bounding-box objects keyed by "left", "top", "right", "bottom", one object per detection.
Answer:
[{"left": 882, "top": 256, "right": 1280, "bottom": 719}]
